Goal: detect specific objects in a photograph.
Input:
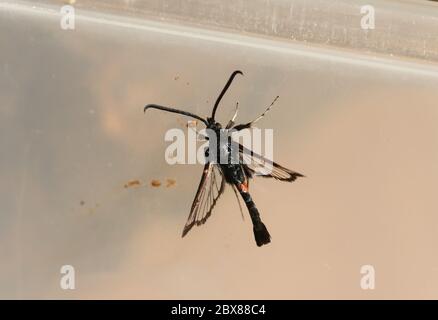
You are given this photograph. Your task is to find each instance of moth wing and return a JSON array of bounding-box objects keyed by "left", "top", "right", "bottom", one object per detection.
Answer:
[
  {"left": 238, "top": 143, "right": 304, "bottom": 182},
  {"left": 182, "top": 162, "right": 225, "bottom": 237}
]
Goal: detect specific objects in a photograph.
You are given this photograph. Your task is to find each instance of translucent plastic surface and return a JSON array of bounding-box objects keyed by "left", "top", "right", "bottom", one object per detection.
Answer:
[{"left": 1, "top": 1, "right": 438, "bottom": 299}]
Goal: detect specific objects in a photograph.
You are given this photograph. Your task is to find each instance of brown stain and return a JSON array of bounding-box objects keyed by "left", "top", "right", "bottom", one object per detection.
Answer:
[
  {"left": 80, "top": 200, "right": 85, "bottom": 206},
  {"left": 165, "top": 178, "right": 176, "bottom": 188},
  {"left": 151, "top": 179, "right": 161, "bottom": 187},
  {"left": 174, "top": 75, "right": 179, "bottom": 81},
  {"left": 186, "top": 120, "right": 197, "bottom": 128},
  {"left": 124, "top": 179, "right": 141, "bottom": 188},
  {"left": 177, "top": 118, "right": 198, "bottom": 130}
]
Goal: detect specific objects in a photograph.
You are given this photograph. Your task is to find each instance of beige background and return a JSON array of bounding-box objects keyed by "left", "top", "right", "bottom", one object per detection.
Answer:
[{"left": 2, "top": 3, "right": 438, "bottom": 299}]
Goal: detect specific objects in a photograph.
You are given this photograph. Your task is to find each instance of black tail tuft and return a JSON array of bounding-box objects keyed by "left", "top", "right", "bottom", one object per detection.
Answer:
[{"left": 253, "top": 221, "right": 271, "bottom": 247}]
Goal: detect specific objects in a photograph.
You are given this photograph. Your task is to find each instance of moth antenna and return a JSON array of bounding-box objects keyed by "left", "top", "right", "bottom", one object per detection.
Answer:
[
  {"left": 211, "top": 70, "right": 243, "bottom": 120},
  {"left": 144, "top": 104, "right": 208, "bottom": 125}
]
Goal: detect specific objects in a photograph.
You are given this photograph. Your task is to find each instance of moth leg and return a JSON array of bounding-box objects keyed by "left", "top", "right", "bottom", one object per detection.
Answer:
[
  {"left": 232, "top": 185, "right": 245, "bottom": 221},
  {"left": 233, "top": 95, "right": 279, "bottom": 131},
  {"left": 226, "top": 102, "right": 239, "bottom": 129}
]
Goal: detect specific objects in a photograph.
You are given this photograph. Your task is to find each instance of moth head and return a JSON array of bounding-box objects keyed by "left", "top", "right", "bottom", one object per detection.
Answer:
[{"left": 206, "top": 117, "right": 222, "bottom": 130}]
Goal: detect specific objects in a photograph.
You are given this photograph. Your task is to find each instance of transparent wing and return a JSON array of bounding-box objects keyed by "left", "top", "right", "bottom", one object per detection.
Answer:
[
  {"left": 182, "top": 162, "right": 226, "bottom": 237},
  {"left": 239, "top": 143, "right": 304, "bottom": 182}
]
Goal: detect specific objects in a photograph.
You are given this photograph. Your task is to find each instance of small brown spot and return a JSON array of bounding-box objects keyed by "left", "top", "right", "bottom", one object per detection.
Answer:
[
  {"left": 124, "top": 179, "right": 141, "bottom": 188},
  {"left": 80, "top": 200, "right": 85, "bottom": 206},
  {"left": 166, "top": 178, "right": 176, "bottom": 188},
  {"left": 186, "top": 120, "right": 197, "bottom": 128},
  {"left": 151, "top": 179, "right": 161, "bottom": 187},
  {"left": 186, "top": 82, "right": 190, "bottom": 85},
  {"left": 174, "top": 75, "right": 179, "bottom": 80},
  {"left": 177, "top": 117, "right": 189, "bottom": 129}
]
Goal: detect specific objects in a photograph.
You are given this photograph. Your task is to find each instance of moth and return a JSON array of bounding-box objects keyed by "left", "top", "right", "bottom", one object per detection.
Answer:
[{"left": 144, "top": 71, "right": 303, "bottom": 246}]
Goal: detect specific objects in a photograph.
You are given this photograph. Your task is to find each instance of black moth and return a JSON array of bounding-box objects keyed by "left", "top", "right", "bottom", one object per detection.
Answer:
[{"left": 144, "top": 70, "right": 303, "bottom": 246}]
